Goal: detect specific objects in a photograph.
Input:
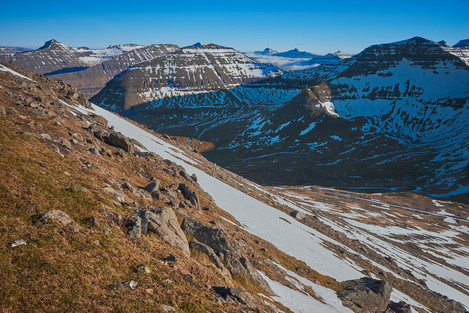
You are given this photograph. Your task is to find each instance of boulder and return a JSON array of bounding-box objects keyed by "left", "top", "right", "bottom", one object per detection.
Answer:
[
  {"left": 338, "top": 277, "right": 392, "bottom": 313},
  {"left": 144, "top": 180, "right": 159, "bottom": 193},
  {"left": 11, "top": 239, "right": 27, "bottom": 248},
  {"left": 104, "top": 131, "right": 133, "bottom": 153},
  {"left": 126, "top": 215, "right": 142, "bottom": 243},
  {"left": 40, "top": 210, "right": 75, "bottom": 227},
  {"left": 290, "top": 210, "right": 306, "bottom": 220},
  {"left": 139, "top": 208, "right": 189, "bottom": 255}
]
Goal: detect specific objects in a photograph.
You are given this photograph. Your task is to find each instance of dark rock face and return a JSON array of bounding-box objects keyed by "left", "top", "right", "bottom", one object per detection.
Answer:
[{"left": 338, "top": 277, "right": 392, "bottom": 313}]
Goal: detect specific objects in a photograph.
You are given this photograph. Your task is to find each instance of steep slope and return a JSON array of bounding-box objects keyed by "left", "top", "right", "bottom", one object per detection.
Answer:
[
  {"left": 1, "top": 62, "right": 468, "bottom": 312},
  {"left": 103, "top": 37, "right": 469, "bottom": 203},
  {"left": 91, "top": 44, "right": 283, "bottom": 111}
]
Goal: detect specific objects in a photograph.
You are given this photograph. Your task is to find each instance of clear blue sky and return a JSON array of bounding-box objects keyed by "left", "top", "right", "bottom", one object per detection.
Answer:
[{"left": 1, "top": 0, "right": 468, "bottom": 54}]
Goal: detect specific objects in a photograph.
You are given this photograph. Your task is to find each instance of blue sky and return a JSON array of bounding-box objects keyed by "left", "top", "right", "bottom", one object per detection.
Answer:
[{"left": 1, "top": 0, "right": 468, "bottom": 54}]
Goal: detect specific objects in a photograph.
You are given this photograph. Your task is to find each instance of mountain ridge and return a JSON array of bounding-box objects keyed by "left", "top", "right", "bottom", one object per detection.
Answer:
[{"left": 96, "top": 36, "right": 469, "bottom": 203}]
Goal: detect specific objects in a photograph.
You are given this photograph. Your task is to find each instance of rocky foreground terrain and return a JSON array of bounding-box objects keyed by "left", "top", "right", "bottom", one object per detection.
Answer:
[{"left": 1, "top": 61, "right": 469, "bottom": 312}]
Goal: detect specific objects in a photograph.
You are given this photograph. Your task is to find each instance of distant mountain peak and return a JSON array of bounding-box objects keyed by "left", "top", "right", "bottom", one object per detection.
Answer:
[
  {"left": 438, "top": 40, "right": 450, "bottom": 47},
  {"left": 38, "top": 39, "right": 69, "bottom": 51},
  {"left": 190, "top": 42, "right": 202, "bottom": 48},
  {"left": 454, "top": 39, "right": 469, "bottom": 47}
]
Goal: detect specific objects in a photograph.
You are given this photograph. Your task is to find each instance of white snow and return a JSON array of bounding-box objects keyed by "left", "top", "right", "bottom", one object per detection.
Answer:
[
  {"left": 73, "top": 103, "right": 363, "bottom": 282},
  {"left": 0, "top": 64, "right": 33, "bottom": 81}
]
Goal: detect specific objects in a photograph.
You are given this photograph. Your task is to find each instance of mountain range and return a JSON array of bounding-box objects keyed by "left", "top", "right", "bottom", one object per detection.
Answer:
[
  {"left": 91, "top": 36, "right": 469, "bottom": 204},
  {"left": 245, "top": 48, "right": 352, "bottom": 71}
]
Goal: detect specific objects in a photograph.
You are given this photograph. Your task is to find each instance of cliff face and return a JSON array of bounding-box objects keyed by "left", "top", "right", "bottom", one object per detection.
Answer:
[{"left": 91, "top": 44, "right": 283, "bottom": 111}]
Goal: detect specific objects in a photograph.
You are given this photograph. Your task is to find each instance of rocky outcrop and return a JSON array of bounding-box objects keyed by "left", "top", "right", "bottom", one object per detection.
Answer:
[
  {"left": 178, "top": 183, "right": 200, "bottom": 209},
  {"left": 338, "top": 277, "right": 392, "bottom": 313},
  {"left": 211, "top": 286, "right": 260, "bottom": 309},
  {"left": 189, "top": 239, "right": 231, "bottom": 277},
  {"left": 139, "top": 208, "right": 189, "bottom": 255},
  {"left": 181, "top": 216, "right": 268, "bottom": 289}
]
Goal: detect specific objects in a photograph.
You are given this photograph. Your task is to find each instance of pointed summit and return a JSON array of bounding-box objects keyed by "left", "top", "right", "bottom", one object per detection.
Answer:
[{"left": 38, "top": 39, "right": 69, "bottom": 51}]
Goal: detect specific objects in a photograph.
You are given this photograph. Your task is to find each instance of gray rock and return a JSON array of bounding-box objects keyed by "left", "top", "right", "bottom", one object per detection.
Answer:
[
  {"left": 139, "top": 208, "right": 190, "bottom": 255},
  {"left": 189, "top": 239, "right": 231, "bottom": 277},
  {"left": 40, "top": 210, "right": 75, "bottom": 227},
  {"left": 338, "top": 277, "right": 392, "bottom": 313},
  {"left": 290, "top": 210, "right": 306, "bottom": 220},
  {"left": 388, "top": 301, "right": 412, "bottom": 313},
  {"left": 40, "top": 133, "right": 52, "bottom": 140},
  {"left": 11, "top": 239, "right": 27, "bottom": 248},
  {"left": 89, "top": 147, "right": 100, "bottom": 156},
  {"left": 150, "top": 190, "right": 161, "bottom": 200},
  {"left": 104, "top": 131, "right": 133, "bottom": 153},
  {"left": 113, "top": 280, "right": 138, "bottom": 290},
  {"left": 122, "top": 182, "right": 134, "bottom": 193},
  {"left": 137, "top": 265, "right": 151, "bottom": 274},
  {"left": 126, "top": 215, "right": 142, "bottom": 243},
  {"left": 58, "top": 137, "right": 72, "bottom": 150},
  {"left": 158, "top": 304, "right": 176, "bottom": 312},
  {"left": 144, "top": 180, "right": 159, "bottom": 193},
  {"left": 178, "top": 183, "right": 199, "bottom": 209}
]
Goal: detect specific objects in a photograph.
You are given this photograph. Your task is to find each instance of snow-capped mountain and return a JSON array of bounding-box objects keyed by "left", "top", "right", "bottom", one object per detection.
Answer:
[
  {"left": 99, "top": 36, "right": 469, "bottom": 203},
  {"left": 253, "top": 48, "right": 279, "bottom": 55},
  {"left": 90, "top": 43, "right": 283, "bottom": 110},
  {"left": 12, "top": 39, "right": 145, "bottom": 73},
  {"left": 245, "top": 48, "right": 352, "bottom": 71},
  {"left": 6, "top": 39, "right": 179, "bottom": 97},
  {"left": 0, "top": 45, "right": 31, "bottom": 61}
]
